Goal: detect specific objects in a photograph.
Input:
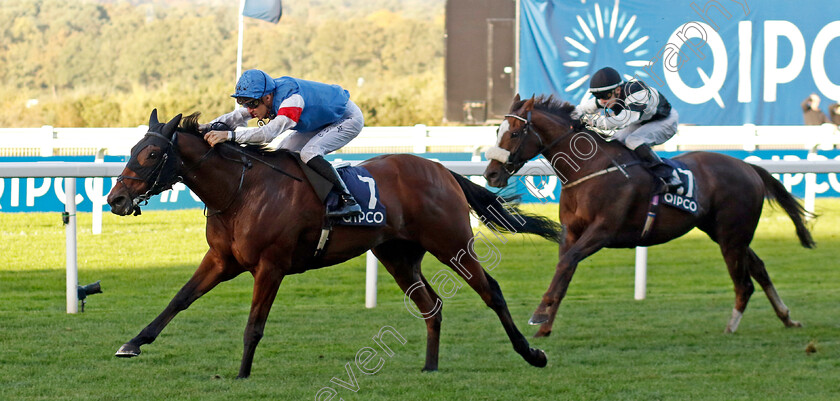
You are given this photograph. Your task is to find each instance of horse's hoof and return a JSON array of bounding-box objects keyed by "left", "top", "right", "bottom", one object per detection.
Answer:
[
  {"left": 115, "top": 343, "right": 141, "bottom": 358},
  {"left": 421, "top": 366, "right": 438, "bottom": 372},
  {"left": 529, "top": 313, "right": 548, "bottom": 325},
  {"left": 527, "top": 348, "right": 547, "bottom": 368},
  {"left": 786, "top": 320, "right": 803, "bottom": 328}
]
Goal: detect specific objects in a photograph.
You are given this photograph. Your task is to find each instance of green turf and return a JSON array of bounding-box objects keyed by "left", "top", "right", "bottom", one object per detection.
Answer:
[{"left": 1, "top": 200, "right": 839, "bottom": 400}]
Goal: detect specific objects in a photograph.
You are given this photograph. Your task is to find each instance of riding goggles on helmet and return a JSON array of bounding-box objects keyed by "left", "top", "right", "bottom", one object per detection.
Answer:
[
  {"left": 236, "top": 97, "right": 262, "bottom": 109},
  {"left": 591, "top": 90, "right": 615, "bottom": 100}
]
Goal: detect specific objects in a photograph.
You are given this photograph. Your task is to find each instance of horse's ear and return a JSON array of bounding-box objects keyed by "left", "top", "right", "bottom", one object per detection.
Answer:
[
  {"left": 523, "top": 95, "right": 536, "bottom": 112},
  {"left": 149, "top": 109, "right": 159, "bottom": 127},
  {"left": 162, "top": 113, "right": 183, "bottom": 137},
  {"left": 513, "top": 93, "right": 521, "bottom": 103}
]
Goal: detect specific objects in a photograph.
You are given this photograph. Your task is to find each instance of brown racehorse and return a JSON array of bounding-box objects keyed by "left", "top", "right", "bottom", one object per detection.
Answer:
[
  {"left": 107, "top": 110, "right": 562, "bottom": 378},
  {"left": 483, "top": 95, "right": 815, "bottom": 338}
]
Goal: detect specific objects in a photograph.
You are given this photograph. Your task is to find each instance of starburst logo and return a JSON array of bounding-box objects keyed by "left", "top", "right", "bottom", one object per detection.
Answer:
[{"left": 562, "top": 0, "right": 652, "bottom": 100}]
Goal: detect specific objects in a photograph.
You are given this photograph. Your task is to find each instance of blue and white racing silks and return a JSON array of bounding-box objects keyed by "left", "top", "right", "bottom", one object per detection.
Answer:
[{"left": 210, "top": 76, "right": 350, "bottom": 145}]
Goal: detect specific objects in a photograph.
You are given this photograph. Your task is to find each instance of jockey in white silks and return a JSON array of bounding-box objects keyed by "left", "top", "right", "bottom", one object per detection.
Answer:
[{"left": 572, "top": 66, "right": 683, "bottom": 192}]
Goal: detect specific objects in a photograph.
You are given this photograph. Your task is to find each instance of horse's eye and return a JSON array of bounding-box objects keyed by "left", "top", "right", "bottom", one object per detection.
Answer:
[
  {"left": 510, "top": 130, "right": 520, "bottom": 138},
  {"left": 148, "top": 151, "right": 159, "bottom": 159}
]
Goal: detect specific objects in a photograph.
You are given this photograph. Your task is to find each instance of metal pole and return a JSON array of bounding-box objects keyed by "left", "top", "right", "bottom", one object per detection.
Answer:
[
  {"left": 65, "top": 178, "right": 78, "bottom": 313},
  {"left": 365, "top": 251, "right": 378, "bottom": 308},
  {"left": 236, "top": 0, "right": 246, "bottom": 110},
  {"left": 634, "top": 246, "right": 647, "bottom": 300}
]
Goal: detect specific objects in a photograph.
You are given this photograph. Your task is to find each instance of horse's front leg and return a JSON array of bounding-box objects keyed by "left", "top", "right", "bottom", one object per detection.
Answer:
[
  {"left": 115, "top": 250, "right": 240, "bottom": 357},
  {"left": 237, "top": 265, "right": 284, "bottom": 379},
  {"left": 530, "top": 225, "right": 609, "bottom": 337}
]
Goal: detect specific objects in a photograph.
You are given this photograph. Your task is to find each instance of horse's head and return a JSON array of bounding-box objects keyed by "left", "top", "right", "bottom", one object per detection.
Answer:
[
  {"left": 483, "top": 94, "right": 578, "bottom": 187},
  {"left": 107, "top": 109, "right": 183, "bottom": 216}
]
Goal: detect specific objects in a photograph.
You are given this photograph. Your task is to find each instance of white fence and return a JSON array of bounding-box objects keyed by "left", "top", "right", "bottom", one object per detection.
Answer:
[
  {"left": 1, "top": 124, "right": 838, "bottom": 157},
  {"left": 2, "top": 159, "right": 838, "bottom": 313}
]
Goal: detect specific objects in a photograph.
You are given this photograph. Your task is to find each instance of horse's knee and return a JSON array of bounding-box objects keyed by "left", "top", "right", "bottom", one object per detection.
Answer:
[{"left": 426, "top": 312, "right": 442, "bottom": 331}]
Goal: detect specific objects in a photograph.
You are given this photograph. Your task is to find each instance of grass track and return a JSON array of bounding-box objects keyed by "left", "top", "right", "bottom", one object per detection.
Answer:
[{"left": 1, "top": 200, "right": 839, "bottom": 400}]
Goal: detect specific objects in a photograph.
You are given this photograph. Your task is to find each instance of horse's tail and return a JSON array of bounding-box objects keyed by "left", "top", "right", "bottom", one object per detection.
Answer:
[
  {"left": 750, "top": 164, "right": 816, "bottom": 248},
  {"left": 448, "top": 170, "right": 563, "bottom": 243}
]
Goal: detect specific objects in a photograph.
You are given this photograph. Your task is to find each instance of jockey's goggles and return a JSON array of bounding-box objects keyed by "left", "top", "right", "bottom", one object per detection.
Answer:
[
  {"left": 236, "top": 97, "right": 262, "bottom": 109},
  {"left": 591, "top": 90, "right": 615, "bottom": 100}
]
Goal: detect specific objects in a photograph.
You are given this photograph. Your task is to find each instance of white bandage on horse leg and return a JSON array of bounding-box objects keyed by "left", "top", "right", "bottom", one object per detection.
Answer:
[{"left": 485, "top": 146, "right": 511, "bottom": 163}]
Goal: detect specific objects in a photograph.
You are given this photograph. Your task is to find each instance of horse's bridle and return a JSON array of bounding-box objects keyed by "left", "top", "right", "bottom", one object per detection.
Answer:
[
  {"left": 499, "top": 111, "right": 567, "bottom": 175},
  {"left": 497, "top": 112, "right": 541, "bottom": 175},
  {"left": 116, "top": 131, "right": 184, "bottom": 215}
]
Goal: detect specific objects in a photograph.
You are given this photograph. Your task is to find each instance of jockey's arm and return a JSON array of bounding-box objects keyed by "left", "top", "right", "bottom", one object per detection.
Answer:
[
  {"left": 222, "top": 94, "right": 304, "bottom": 144},
  {"left": 209, "top": 107, "right": 252, "bottom": 130},
  {"left": 585, "top": 88, "right": 650, "bottom": 130},
  {"left": 587, "top": 107, "right": 642, "bottom": 130},
  {"left": 572, "top": 97, "right": 600, "bottom": 118}
]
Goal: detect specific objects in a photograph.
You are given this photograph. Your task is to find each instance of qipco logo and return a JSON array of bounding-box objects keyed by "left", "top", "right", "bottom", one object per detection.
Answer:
[{"left": 645, "top": 20, "right": 840, "bottom": 106}]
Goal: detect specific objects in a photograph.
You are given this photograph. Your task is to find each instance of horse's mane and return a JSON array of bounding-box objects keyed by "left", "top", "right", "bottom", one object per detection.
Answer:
[
  {"left": 178, "top": 112, "right": 291, "bottom": 157},
  {"left": 512, "top": 95, "right": 587, "bottom": 132}
]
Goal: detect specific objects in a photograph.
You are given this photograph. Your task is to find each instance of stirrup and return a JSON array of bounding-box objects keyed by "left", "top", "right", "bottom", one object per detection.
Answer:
[
  {"left": 326, "top": 195, "right": 362, "bottom": 217},
  {"left": 663, "top": 177, "right": 684, "bottom": 195}
]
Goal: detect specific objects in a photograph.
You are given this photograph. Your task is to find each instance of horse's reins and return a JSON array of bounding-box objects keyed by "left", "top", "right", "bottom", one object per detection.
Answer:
[
  {"left": 183, "top": 123, "right": 304, "bottom": 217},
  {"left": 503, "top": 112, "right": 638, "bottom": 189}
]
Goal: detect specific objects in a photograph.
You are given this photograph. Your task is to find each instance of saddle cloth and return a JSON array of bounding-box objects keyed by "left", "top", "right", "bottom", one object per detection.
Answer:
[
  {"left": 294, "top": 155, "right": 386, "bottom": 227},
  {"left": 326, "top": 166, "right": 387, "bottom": 226},
  {"left": 659, "top": 159, "right": 699, "bottom": 215}
]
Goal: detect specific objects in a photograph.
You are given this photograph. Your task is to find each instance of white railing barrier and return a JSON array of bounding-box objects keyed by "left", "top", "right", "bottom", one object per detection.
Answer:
[
  {"left": 2, "top": 159, "right": 839, "bottom": 311},
  {"left": 1, "top": 124, "right": 838, "bottom": 157}
]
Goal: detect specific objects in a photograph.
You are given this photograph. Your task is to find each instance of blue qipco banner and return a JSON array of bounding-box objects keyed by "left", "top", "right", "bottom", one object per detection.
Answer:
[
  {"left": 2, "top": 151, "right": 839, "bottom": 212},
  {"left": 519, "top": 0, "right": 840, "bottom": 125}
]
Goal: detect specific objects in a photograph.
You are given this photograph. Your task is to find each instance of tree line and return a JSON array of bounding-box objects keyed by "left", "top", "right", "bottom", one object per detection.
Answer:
[{"left": 0, "top": 0, "right": 445, "bottom": 127}]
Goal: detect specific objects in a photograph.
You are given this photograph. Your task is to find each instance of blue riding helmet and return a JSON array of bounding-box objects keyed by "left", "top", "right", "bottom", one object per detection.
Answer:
[{"left": 231, "top": 69, "right": 277, "bottom": 99}]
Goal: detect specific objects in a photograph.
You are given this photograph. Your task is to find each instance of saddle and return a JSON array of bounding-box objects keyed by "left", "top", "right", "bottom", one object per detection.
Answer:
[
  {"left": 292, "top": 155, "right": 386, "bottom": 226},
  {"left": 292, "top": 154, "right": 387, "bottom": 257}
]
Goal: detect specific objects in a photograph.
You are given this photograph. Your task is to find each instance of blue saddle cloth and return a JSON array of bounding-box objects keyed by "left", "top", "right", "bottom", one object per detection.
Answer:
[
  {"left": 326, "top": 166, "right": 387, "bottom": 226},
  {"left": 660, "top": 159, "right": 699, "bottom": 215}
]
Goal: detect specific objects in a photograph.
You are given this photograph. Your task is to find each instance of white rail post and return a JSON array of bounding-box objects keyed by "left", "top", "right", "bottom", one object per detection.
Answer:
[
  {"left": 804, "top": 152, "right": 821, "bottom": 218},
  {"left": 413, "top": 124, "right": 428, "bottom": 154},
  {"left": 634, "top": 246, "right": 647, "bottom": 300},
  {"left": 365, "top": 251, "right": 378, "bottom": 308},
  {"left": 92, "top": 149, "right": 106, "bottom": 235},
  {"left": 65, "top": 178, "right": 78, "bottom": 314},
  {"left": 40, "top": 125, "right": 54, "bottom": 156}
]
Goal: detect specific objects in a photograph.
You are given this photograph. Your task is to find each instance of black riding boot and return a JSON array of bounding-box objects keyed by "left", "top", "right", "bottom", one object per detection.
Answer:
[
  {"left": 633, "top": 144, "right": 683, "bottom": 193},
  {"left": 306, "top": 155, "right": 363, "bottom": 217}
]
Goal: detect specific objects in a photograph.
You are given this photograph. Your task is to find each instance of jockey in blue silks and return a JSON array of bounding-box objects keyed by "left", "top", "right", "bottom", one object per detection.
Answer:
[{"left": 203, "top": 69, "right": 364, "bottom": 217}]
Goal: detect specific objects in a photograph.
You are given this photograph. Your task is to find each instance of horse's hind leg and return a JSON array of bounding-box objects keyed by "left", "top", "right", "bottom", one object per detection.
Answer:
[
  {"left": 373, "top": 241, "right": 442, "bottom": 371},
  {"left": 744, "top": 248, "right": 801, "bottom": 328},
  {"left": 436, "top": 251, "right": 547, "bottom": 368},
  {"left": 116, "top": 250, "right": 240, "bottom": 357},
  {"left": 720, "top": 245, "right": 756, "bottom": 333}
]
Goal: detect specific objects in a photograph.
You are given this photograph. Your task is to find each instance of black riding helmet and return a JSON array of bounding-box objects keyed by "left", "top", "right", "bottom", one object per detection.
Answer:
[{"left": 589, "top": 67, "right": 623, "bottom": 94}]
